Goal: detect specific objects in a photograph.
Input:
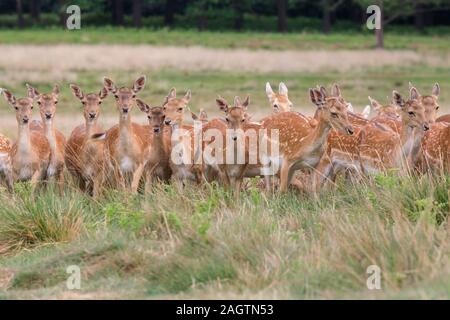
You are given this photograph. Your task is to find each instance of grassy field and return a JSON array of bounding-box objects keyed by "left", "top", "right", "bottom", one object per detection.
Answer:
[
  {"left": 1, "top": 29, "right": 450, "bottom": 299},
  {"left": 1, "top": 28, "right": 450, "bottom": 51}
]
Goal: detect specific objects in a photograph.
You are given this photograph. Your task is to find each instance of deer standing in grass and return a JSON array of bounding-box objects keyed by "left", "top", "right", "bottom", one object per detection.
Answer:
[
  {"left": 358, "top": 90, "right": 429, "bottom": 175},
  {"left": 65, "top": 84, "right": 108, "bottom": 197},
  {"left": 136, "top": 99, "right": 172, "bottom": 192},
  {"left": 162, "top": 88, "right": 202, "bottom": 186},
  {"left": 0, "top": 130, "right": 13, "bottom": 192},
  {"left": 1, "top": 89, "right": 50, "bottom": 188},
  {"left": 261, "top": 86, "right": 354, "bottom": 193},
  {"left": 265, "top": 82, "right": 293, "bottom": 114},
  {"left": 26, "top": 84, "right": 66, "bottom": 192},
  {"left": 97, "top": 76, "right": 147, "bottom": 192}
]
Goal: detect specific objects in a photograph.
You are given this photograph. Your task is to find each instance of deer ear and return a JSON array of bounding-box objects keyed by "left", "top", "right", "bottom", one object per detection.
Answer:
[
  {"left": 52, "top": 84, "right": 60, "bottom": 96},
  {"left": 410, "top": 86, "right": 420, "bottom": 100},
  {"left": 216, "top": 97, "right": 228, "bottom": 113},
  {"left": 234, "top": 96, "right": 242, "bottom": 108},
  {"left": 136, "top": 99, "right": 149, "bottom": 113},
  {"left": 242, "top": 95, "right": 250, "bottom": 109},
  {"left": 279, "top": 82, "right": 288, "bottom": 96},
  {"left": 392, "top": 91, "right": 405, "bottom": 108},
  {"left": 331, "top": 84, "right": 341, "bottom": 97},
  {"left": 319, "top": 86, "right": 327, "bottom": 99},
  {"left": 199, "top": 109, "right": 208, "bottom": 121},
  {"left": 133, "top": 76, "right": 146, "bottom": 93},
  {"left": 103, "top": 77, "right": 117, "bottom": 94},
  {"left": 70, "top": 84, "right": 84, "bottom": 100},
  {"left": 432, "top": 83, "right": 440, "bottom": 98},
  {"left": 368, "top": 96, "right": 382, "bottom": 110},
  {"left": 183, "top": 90, "right": 191, "bottom": 103},
  {"left": 265, "top": 82, "right": 274, "bottom": 98},
  {"left": 2, "top": 89, "right": 16, "bottom": 106},
  {"left": 99, "top": 86, "right": 108, "bottom": 100},
  {"left": 309, "top": 89, "right": 320, "bottom": 107},
  {"left": 26, "top": 83, "right": 39, "bottom": 99},
  {"left": 191, "top": 111, "right": 199, "bottom": 121}
]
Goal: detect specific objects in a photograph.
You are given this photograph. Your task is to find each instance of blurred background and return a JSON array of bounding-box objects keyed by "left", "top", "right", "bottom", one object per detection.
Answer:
[{"left": 1, "top": 0, "right": 450, "bottom": 138}]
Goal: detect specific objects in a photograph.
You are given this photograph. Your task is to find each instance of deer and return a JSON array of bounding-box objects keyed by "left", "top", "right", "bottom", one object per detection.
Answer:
[
  {"left": 265, "top": 82, "right": 293, "bottom": 114},
  {"left": 26, "top": 84, "right": 66, "bottom": 192},
  {"left": 0, "top": 131, "right": 13, "bottom": 192},
  {"left": 358, "top": 90, "right": 429, "bottom": 175},
  {"left": 162, "top": 88, "right": 203, "bottom": 186},
  {"left": 65, "top": 84, "right": 108, "bottom": 198},
  {"left": 261, "top": 85, "right": 354, "bottom": 193},
  {"left": 94, "top": 76, "right": 148, "bottom": 193},
  {"left": 1, "top": 89, "right": 50, "bottom": 189},
  {"left": 136, "top": 99, "right": 172, "bottom": 192},
  {"left": 191, "top": 109, "right": 208, "bottom": 123}
]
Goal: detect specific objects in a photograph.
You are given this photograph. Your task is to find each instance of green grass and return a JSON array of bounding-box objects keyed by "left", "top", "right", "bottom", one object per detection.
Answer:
[
  {"left": 0, "top": 173, "right": 450, "bottom": 299},
  {"left": 1, "top": 27, "right": 450, "bottom": 51}
]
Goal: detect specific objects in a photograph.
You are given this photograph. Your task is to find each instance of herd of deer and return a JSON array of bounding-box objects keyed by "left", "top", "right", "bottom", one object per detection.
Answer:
[{"left": 0, "top": 76, "right": 449, "bottom": 198}]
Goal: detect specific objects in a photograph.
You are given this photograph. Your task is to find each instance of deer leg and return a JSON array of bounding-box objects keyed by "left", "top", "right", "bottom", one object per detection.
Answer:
[
  {"left": 279, "top": 161, "right": 292, "bottom": 193},
  {"left": 144, "top": 163, "right": 159, "bottom": 194},
  {"left": 131, "top": 163, "right": 145, "bottom": 193}
]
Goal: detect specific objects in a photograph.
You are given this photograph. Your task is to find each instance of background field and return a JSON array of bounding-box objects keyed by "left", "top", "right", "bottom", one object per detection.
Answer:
[{"left": 2, "top": 26, "right": 450, "bottom": 299}]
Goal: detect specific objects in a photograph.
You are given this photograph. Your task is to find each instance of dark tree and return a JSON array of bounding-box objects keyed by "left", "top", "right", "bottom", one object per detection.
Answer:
[
  {"left": 277, "top": 0, "right": 287, "bottom": 32},
  {"left": 112, "top": 0, "right": 124, "bottom": 25},
  {"left": 164, "top": 0, "right": 176, "bottom": 26},
  {"left": 59, "top": 0, "right": 66, "bottom": 28},
  {"left": 16, "top": 0, "right": 24, "bottom": 28},
  {"left": 320, "top": 0, "right": 345, "bottom": 33},
  {"left": 30, "top": 0, "right": 41, "bottom": 23},
  {"left": 132, "top": 0, "right": 142, "bottom": 28}
]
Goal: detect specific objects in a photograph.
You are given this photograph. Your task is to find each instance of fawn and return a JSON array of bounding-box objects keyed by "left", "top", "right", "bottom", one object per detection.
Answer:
[
  {"left": 65, "top": 84, "right": 108, "bottom": 197},
  {"left": 136, "top": 99, "right": 172, "bottom": 192},
  {"left": 95, "top": 76, "right": 148, "bottom": 192},
  {"left": 261, "top": 85, "right": 354, "bottom": 192},
  {"left": 265, "top": 82, "right": 292, "bottom": 114},
  {"left": 1, "top": 89, "right": 50, "bottom": 188},
  {"left": 26, "top": 84, "right": 66, "bottom": 192}
]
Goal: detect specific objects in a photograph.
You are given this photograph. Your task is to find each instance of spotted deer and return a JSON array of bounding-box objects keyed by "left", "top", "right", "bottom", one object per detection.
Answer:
[
  {"left": 191, "top": 109, "right": 208, "bottom": 123},
  {"left": 136, "top": 99, "right": 172, "bottom": 192},
  {"left": 95, "top": 76, "right": 148, "bottom": 192},
  {"left": 358, "top": 90, "right": 429, "bottom": 175},
  {"left": 162, "top": 88, "right": 202, "bottom": 185},
  {"left": 265, "top": 82, "right": 293, "bottom": 114},
  {"left": 1, "top": 89, "right": 50, "bottom": 188},
  {"left": 65, "top": 84, "right": 108, "bottom": 197},
  {"left": 0, "top": 131, "right": 13, "bottom": 192},
  {"left": 261, "top": 86, "right": 354, "bottom": 192},
  {"left": 26, "top": 84, "right": 66, "bottom": 192}
]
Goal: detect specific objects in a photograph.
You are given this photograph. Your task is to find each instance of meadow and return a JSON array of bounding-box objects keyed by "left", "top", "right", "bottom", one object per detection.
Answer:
[{"left": 1, "top": 29, "right": 450, "bottom": 299}]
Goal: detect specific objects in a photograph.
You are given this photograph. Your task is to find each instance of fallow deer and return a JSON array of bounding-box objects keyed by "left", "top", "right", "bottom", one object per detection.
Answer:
[
  {"left": 136, "top": 99, "right": 172, "bottom": 192},
  {"left": 96, "top": 76, "right": 147, "bottom": 192},
  {"left": 1, "top": 89, "right": 50, "bottom": 188},
  {"left": 0, "top": 131, "right": 13, "bottom": 192},
  {"left": 65, "top": 84, "right": 108, "bottom": 197},
  {"left": 191, "top": 109, "right": 208, "bottom": 123},
  {"left": 358, "top": 90, "right": 429, "bottom": 175},
  {"left": 265, "top": 82, "right": 292, "bottom": 114},
  {"left": 26, "top": 84, "right": 66, "bottom": 192},
  {"left": 261, "top": 86, "right": 354, "bottom": 192}
]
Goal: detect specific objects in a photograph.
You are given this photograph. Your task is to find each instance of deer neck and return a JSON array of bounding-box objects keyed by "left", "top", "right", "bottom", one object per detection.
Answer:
[
  {"left": 83, "top": 119, "right": 97, "bottom": 145},
  {"left": 119, "top": 114, "right": 133, "bottom": 149},
  {"left": 304, "top": 116, "right": 331, "bottom": 154},
  {"left": 43, "top": 119, "right": 57, "bottom": 155},
  {"left": 397, "top": 122, "right": 417, "bottom": 167},
  {"left": 17, "top": 123, "right": 32, "bottom": 156}
]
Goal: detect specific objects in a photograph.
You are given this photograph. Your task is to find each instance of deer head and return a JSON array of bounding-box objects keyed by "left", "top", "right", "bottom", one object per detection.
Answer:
[
  {"left": 103, "top": 76, "right": 146, "bottom": 120},
  {"left": 70, "top": 84, "right": 108, "bottom": 124},
  {"left": 309, "top": 85, "right": 354, "bottom": 135},
  {"left": 216, "top": 95, "right": 250, "bottom": 141},
  {"left": 393, "top": 90, "right": 429, "bottom": 131},
  {"left": 408, "top": 83, "right": 440, "bottom": 124},
  {"left": 368, "top": 96, "right": 399, "bottom": 120},
  {"left": 2, "top": 89, "right": 34, "bottom": 126},
  {"left": 137, "top": 99, "right": 166, "bottom": 134},
  {"left": 265, "top": 82, "right": 292, "bottom": 114},
  {"left": 162, "top": 88, "right": 191, "bottom": 126},
  {"left": 26, "top": 84, "right": 59, "bottom": 124}
]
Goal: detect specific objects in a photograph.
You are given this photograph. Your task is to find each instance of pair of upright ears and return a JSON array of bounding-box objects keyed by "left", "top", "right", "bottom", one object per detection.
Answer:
[{"left": 216, "top": 95, "right": 250, "bottom": 113}]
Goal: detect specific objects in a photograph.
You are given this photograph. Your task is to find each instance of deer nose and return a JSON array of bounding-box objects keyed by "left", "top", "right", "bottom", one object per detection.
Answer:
[
  {"left": 346, "top": 126, "right": 354, "bottom": 135},
  {"left": 164, "top": 119, "right": 172, "bottom": 125},
  {"left": 423, "top": 123, "right": 430, "bottom": 131},
  {"left": 122, "top": 107, "right": 129, "bottom": 113},
  {"left": 232, "top": 136, "right": 238, "bottom": 141},
  {"left": 153, "top": 127, "right": 160, "bottom": 133},
  {"left": 89, "top": 112, "right": 96, "bottom": 119},
  {"left": 22, "top": 117, "right": 29, "bottom": 123},
  {"left": 45, "top": 113, "right": 52, "bottom": 119}
]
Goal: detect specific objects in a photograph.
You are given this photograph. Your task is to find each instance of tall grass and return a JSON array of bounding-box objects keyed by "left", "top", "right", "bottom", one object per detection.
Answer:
[{"left": 1, "top": 172, "right": 450, "bottom": 298}]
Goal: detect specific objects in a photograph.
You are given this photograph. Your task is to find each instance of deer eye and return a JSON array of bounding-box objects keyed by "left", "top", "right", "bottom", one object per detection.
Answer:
[
  {"left": 436, "top": 106, "right": 440, "bottom": 110},
  {"left": 114, "top": 95, "right": 119, "bottom": 99},
  {"left": 273, "top": 104, "right": 279, "bottom": 109},
  {"left": 14, "top": 106, "right": 18, "bottom": 110},
  {"left": 242, "top": 119, "right": 245, "bottom": 122},
  {"left": 98, "top": 101, "right": 102, "bottom": 105},
  {"left": 37, "top": 101, "right": 41, "bottom": 105},
  {"left": 31, "top": 106, "right": 33, "bottom": 109},
  {"left": 54, "top": 101, "right": 58, "bottom": 104},
  {"left": 408, "top": 111, "right": 416, "bottom": 117},
  {"left": 331, "top": 112, "right": 338, "bottom": 118},
  {"left": 178, "top": 107, "right": 183, "bottom": 112},
  {"left": 225, "top": 118, "right": 230, "bottom": 122},
  {"left": 147, "top": 116, "right": 152, "bottom": 120}
]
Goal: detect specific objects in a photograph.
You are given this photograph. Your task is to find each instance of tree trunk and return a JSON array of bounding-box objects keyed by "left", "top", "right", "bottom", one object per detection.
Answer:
[
  {"left": 59, "top": 0, "right": 66, "bottom": 28},
  {"left": 322, "top": 1, "right": 331, "bottom": 34},
  {"left": 414, "top": 4, "right": 424, "bottom": 32},
  {"left": 198, "top": 15, "right": 207, "bottom": 31},
  {"left": 113, "top": 0, "right": 125, "bottom": 25},
  {"left": 234, "top": 10, "right": 244, "bottom": 31},
  {"left": 30, "top": 0, "right": 41, "bottom": 23},
  {"left": 375, "top": 0, "right": 384, "bottom": 49},
  {"left": 164, "top": 0, "right": 175, "bottom": 26},
  {"left": 132, "top": 0, "right": 142, "bottom": 28},
  {"left": 16, "top": 0, "right": 24, "bottom": 29},
  {"left": 277, "top": 0, "right": 287, "bottom": 32}
]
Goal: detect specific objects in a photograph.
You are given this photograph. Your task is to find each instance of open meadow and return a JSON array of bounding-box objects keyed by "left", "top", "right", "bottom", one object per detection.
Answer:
[{"left": 1, "top": 29, "right": 450, "bottom": 299}]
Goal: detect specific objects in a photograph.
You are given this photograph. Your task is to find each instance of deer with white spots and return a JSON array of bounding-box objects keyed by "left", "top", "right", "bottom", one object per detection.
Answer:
[{"left": 0, "top": 129, "right": 13, "bottom": 192}]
